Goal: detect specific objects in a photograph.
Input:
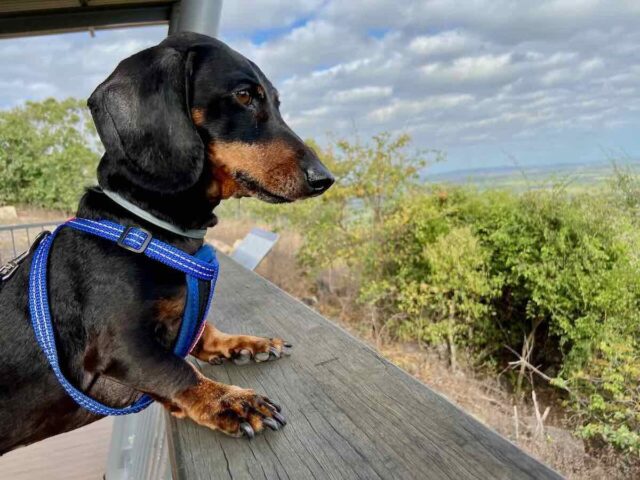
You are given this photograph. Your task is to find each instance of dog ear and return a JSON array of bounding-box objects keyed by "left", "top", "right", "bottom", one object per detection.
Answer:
[{"left": 89, "top": 45, "right": 203, "bottom": 193}]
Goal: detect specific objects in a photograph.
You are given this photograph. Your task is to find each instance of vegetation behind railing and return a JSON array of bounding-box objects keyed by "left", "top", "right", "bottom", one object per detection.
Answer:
[{"left": 0, "top": 98, "right": 99, "bottom": 211}]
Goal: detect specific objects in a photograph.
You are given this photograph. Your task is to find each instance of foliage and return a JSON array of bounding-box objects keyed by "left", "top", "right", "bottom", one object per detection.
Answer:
[
  {"left": 357, "top": 193, "right": 500, "bottom": 364},
  {"left": 394, "top": 225, "right": 498, "bottom": 364},
  {"left": 464, "top": 187, "right": 640, "bottom": 454},
  {"left": 0, "top": 98, "right": 99, "bottom": 211}
]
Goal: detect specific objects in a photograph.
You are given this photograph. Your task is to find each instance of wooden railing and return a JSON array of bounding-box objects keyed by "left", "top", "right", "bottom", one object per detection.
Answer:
[{"left": 164, "top": 254, "right": 563, "bottom": 480}]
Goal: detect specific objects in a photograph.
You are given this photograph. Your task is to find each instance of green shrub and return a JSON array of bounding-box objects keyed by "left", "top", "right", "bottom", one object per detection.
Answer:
[
  {"left": 465, "top": 188, "right": 640, "bottom": 453},
  {"left": 0, "top": 98, "right": 100, "bottom": 211}
]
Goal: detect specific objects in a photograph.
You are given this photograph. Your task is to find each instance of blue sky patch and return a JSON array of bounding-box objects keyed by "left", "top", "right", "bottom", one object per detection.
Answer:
[{"left": 249, "top": 16, "right": 312, "bottom": 45}]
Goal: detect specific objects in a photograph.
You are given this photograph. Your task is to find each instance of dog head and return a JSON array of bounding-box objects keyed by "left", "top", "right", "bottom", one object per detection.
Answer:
[{"left": 89, "top": 32, "right": 334, "bottom": 207}]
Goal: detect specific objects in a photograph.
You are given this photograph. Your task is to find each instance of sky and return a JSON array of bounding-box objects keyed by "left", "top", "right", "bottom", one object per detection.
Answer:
[{"left": 1, "top": 0, "right": 639, "bottom": 174}]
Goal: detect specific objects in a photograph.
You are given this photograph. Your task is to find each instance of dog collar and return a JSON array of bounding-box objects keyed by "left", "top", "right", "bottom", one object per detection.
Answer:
[
  {"left": 28, "top": 218, "right": 219, "bottom": 416},
  {"left": 102, "top": 189, "right": 208, "bottom": 239}
]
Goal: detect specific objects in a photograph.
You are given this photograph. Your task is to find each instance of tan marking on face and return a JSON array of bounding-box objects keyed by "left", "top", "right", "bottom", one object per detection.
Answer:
[
  {"left": 207, "top": 140, "right": 303, "bottom": 200},
  {"left": 191, "top": 107, "right": 206, "bottom": 126},
  {"left": 207, "top": 165, "right": 248, "bottom": 200}
]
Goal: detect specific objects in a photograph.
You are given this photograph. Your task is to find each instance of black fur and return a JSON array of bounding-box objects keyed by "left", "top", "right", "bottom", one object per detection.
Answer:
[{"left": 0, "top": 32, "right": 332, "bottom": 454}]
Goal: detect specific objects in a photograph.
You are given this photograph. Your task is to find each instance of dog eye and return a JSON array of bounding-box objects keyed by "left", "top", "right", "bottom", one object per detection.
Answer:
[{"left": 234, "top": 90, "right": 252, "bottom": 106}]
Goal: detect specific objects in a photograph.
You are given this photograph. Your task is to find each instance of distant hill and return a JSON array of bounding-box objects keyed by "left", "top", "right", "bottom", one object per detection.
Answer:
[{"left": 424, "top": 161, "right": 640, "bottom": 190}]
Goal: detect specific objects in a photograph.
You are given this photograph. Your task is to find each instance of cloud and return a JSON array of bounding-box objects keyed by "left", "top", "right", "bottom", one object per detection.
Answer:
[
  {"left": 1, "top": 1, "right": 639, "bottom": 171},
  {"left": 0, "top": 27, "right": 165, "bottom": 108},
  {"left": 330, "top": 86, "right": 393, "bottom": 103},
  {"left": 224, "top": 0, "right": 640, "bottom": 169},
  {"left": 368, "top": 94, "right": 475, "bottom": 123},
  {"left": 409, "top": 31, "right": 475, "bottom": 57}
]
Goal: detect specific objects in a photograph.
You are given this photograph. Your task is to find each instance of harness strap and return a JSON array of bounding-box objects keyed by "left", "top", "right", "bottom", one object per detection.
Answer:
[
  {"left": 174, "top": 246, "right": 218, "bottom": 357},
  {"left": 67, "top": 218, "right": 216, "bottom": 280},
  {"left": 28, "top": 218, "right": 219, "bottom": 416}
]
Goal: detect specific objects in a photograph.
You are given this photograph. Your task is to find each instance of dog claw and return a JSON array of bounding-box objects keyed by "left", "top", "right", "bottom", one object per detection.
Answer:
[
  {"left": 270, "top": 401, "right": 283, "bottom": 413},
  {"left": 233, "top": 350, "right": 251, "bottom": 365},
  {"left": 269, "top": 346, "right": 281, "bottom": 360},
  {"left": 240, "top": 422, "right": 255, "bottom": 439},
  {"left": 208, "top": 356, "right": 224, "bottom": 365},
  {"left": 284, "top": 342, "right": 293, "bottom": 348},
  {"left": 255, "top": 351, "right": 270, "bottom": 362},
  {"left": 263, "top": 417, "right": 280, "bottom": 431},
  {"left": 273, "top": 412, "right": 287, "bottom": 426}
]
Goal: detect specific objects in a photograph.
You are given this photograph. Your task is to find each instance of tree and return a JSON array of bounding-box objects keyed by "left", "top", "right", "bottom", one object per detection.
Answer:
[{"left": 0, "top": 98, "right": 100, "bottom": 211}]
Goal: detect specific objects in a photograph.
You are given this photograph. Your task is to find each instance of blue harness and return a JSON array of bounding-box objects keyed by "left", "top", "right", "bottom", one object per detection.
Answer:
[{"left": 28, "top": 217, "right": 219, "bottom": 416}]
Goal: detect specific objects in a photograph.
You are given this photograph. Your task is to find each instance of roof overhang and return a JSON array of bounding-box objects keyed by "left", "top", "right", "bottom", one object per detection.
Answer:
[{"left": 0, "top": 1, "right": 176, "bottom": 39}]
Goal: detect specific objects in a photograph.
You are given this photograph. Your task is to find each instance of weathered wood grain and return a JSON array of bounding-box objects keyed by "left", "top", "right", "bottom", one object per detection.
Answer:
[{"left": 167, "top": 254, "right": 562, "bottom": 480}]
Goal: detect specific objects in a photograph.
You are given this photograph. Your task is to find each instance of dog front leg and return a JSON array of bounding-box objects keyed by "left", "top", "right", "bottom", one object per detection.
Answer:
[{"left": 102, "top": 330, "right": 286, "bottom": 437}]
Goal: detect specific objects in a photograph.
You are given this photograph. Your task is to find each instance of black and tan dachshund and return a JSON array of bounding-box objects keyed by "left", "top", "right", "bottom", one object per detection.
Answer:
[{"left": 0, "top": 32, "right": 333, "bottom": 454}]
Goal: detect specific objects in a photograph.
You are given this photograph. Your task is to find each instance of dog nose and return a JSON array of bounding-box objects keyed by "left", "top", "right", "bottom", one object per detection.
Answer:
[{"left": 304, "top": 165, "right": 335, "bottom": 193}]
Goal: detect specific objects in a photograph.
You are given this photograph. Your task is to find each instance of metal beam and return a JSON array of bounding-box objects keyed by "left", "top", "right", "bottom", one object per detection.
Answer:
[
  {"left": 0, "top": 3, "right": 173, "bottom": 39},
  {"left": 169, "top": 0, "right": 222, "bottom": 37}
]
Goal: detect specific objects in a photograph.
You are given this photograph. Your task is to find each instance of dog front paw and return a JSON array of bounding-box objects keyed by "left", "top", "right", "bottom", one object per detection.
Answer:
[
  {"left": 213, "top": 387, "right": 286, "bottom": 438},
  {"left": 166, "top": 374, "right": 286, "bottom": 438},
  {"left": 192, "top": 324, "right": 292, "bottom": 365}
]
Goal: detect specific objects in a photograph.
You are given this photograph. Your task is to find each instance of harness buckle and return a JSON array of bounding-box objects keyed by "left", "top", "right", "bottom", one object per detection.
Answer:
[
  {"left": 117, "top": 227, "right": 152, "bottom": 254},
  {"left": 0, "top": 260, "right": 20, "bottom": 282}
]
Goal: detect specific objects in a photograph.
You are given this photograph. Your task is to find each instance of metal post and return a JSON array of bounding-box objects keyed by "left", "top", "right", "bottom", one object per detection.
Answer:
[{"left": 169, "top": 0, "right": 223, "bottom": 37}]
